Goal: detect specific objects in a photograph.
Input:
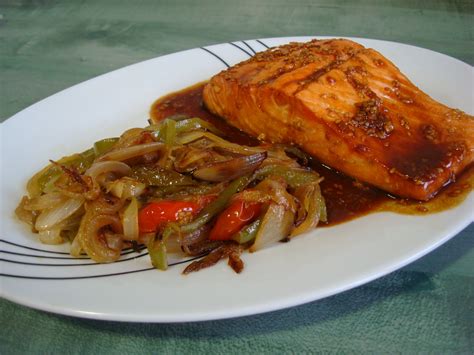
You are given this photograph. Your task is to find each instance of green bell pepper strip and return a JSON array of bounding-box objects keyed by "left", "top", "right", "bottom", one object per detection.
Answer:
[
  {"left": 147, "top": 223, "right": 181, "bottom": 271},
  {"left": 253, "top": 164, "right": 321, "bottom": 189},
  {"left": 147, "top": 184, "right": 215, "bottom": 199},
  {"left": 233, "top": 218, "right": 262, "bottom": 244},
  {"left": 75, "top": 148, "right": 95, "bottom": 169},
  {"left": 147, "top": 239, "right": 168, "bottom": 270},
  {"left": 175, "top": 117, "right": 223, "bottom": 135},
  {"left": 150, "top": 117, "right": 223, "bottom": 140},
  {"left": 130, "top": 165, "right": 197, "bottom": 187},
  {"left": 165, "top": 114, "right": 190, "bottom": 122},
  {"left": 93, "top": 137, "right": 119, "bottom": 156},
  {"left": 157, "top": 119, "right": 177, "bottom": 146}
]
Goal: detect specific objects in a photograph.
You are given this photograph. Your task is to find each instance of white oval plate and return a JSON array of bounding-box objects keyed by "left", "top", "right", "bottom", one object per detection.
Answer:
[{"left": 1, "top": 37, "right": 473, "bottom": 322}]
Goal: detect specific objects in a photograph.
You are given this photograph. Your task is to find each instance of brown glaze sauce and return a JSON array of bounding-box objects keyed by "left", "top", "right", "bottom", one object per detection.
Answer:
[{"left": 150, "top": 82, "right": 473, "bottom": 226}]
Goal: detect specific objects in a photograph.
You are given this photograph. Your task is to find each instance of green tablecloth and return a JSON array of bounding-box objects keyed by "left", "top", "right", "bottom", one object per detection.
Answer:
[{"left": 1, "top": 1, "right": 473, "bottom": 353}]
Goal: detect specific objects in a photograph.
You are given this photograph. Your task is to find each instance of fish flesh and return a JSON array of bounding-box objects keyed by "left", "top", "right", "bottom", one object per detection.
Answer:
[{"left": 203, "top": 39, "right": 474, "bottom": 200}]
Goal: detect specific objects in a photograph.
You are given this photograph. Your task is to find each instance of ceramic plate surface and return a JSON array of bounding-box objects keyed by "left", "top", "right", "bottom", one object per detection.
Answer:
[{"left": 1, "top": 37, "right": 473, "bottom": 322}]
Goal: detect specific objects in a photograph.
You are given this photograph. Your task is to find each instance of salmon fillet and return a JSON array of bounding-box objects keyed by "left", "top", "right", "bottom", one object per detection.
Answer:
[{"left": 203, "top": 39, "right": 474, "bottom": 200}]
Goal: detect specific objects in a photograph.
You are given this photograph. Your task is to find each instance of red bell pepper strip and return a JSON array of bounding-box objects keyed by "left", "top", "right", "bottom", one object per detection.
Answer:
[
  {"left": 209, "top": 200, "right": 262, "bottom": 241},
  {"left": 138, "top": 195, "right": 215, "bottom": 233}
]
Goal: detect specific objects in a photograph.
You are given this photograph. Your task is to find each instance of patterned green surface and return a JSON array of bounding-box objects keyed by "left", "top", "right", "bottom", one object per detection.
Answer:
[{"left": 1, "top": 0, "right": 473, "bottom": 353}]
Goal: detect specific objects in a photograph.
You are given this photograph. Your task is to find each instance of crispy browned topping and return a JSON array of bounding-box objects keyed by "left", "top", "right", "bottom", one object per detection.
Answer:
[
  {"left": 399, "top": 116, "right": 411, "bottom": 131},
  {"left": 421, "top": 124, "right": 439, "bottom": 142},
  {"left": 446, "top": 141, "right": 466, "bottom": 160},
  {"left": 348, "top": 99, "right": 394, "bottom": 139},
  {"left": 344, "top": 69, "right": 375, "bottom": 99}
]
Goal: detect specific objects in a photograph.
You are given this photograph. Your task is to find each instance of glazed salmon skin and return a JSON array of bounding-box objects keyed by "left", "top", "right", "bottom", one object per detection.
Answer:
[{"left": 203, "top": 39, "right": 474, "bottom": 200}]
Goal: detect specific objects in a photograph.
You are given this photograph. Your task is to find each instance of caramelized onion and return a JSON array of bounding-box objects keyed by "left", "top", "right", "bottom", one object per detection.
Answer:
[
  {"left": 174, "top": 147, "right": 218, "bottom": 173},
  {"left": 122, "top": 197, "right": 139, "bottom": 241},
  {"left": 176, "top": 130, "right": 206, "bottom": 145},
  {"left": 23, "top": 192, "right": 65, "bottom": 211},
  {"left": 290, "top": 183, "right": 326, "bottom": 237},
  {"left": 182, "top": 239, "right": 223, "bottom": 256},
  {"left": 52, "top": 172, "right": 100, "bottom": 201},
  {"left": 35, "top": 197, "right": 84, "bottom": 231},
  {"left": 97, "top": 142, "right": 165, "bottom": 162},
  {"left": 104, "top": 232, "right": 124, "bottom": 251},
  {"left": 249, "top": 204, "right": 294, "bottom": 252},
  {"left": 107, "top": 177, "right": 146, "bottom": 199},
  {"left": 86, "top": 194, "right": 124, "bottom": 215},
  {"left": 193, "top": 152, "right": 267, "bottom": 182},
  {"left": 85, "top": 161, "right": 131, "bottom": 181},
  {"left": 70, "top": 234, "right": 83, "bottom": 256},
  {"left": 114, "top": 128, "right": 147, "bottom": 148},
  {"left": 254, "top": 176, "right": 297, "bottom": 211},
  {"left": 177, "top": 131, "right": 265, "bottom": 155},
  {"left": 15, "top": 196, "right": 37, "bottom": 226},
  {"left": 78, "top": 213, "right": 123, "bottom": 262},
  {"left": 38, "top": 227, "right": 64, "bottom": 245},
  {"left": 163, "top": 235, "right": 183, "bottom": 254},
  {"left": 179, "top": 225, "right": 211, "bottom": 255}
]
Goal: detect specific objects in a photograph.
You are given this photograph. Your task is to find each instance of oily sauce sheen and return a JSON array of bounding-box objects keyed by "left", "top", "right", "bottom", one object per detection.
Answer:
[{"left": 150, "top": 83, "right": 474, "bottom": 226}]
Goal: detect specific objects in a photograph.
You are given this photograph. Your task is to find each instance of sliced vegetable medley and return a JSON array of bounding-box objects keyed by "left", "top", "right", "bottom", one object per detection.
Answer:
[{"left": 16, "top": 115, "right": 326, "bottom": 273}]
